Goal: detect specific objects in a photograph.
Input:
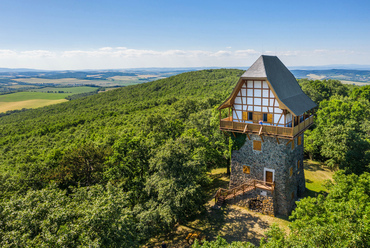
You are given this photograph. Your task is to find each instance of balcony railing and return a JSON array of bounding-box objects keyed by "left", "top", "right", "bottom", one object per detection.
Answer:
[{"left": 220, "top": 115, "right": 314, "bottom": 139}]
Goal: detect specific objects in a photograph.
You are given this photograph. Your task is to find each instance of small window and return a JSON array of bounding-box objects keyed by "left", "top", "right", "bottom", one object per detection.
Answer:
[
  {"left": 263, "top": 113, "right": 268, "bottom": 122},
  {"left": 297, "top": 160, "right": 300, "bottom": 169},
  {"left": 291, "top": 191, "right": 295, "bottom": 200},
  {"left": 248, "top": 112, "right": 253, "bottom": 121},
  {"left": 289, "top": 167, "right": 293, "bottom": 177},
  {"left": 253, "top": 140, "right": 261, "bottom": 151},
  {"left": 291, "top": 140, "right": 295, "bottom": 150},
  {"left": 298, "top": 135, "right": 302, "bottom": 146},
  {"left": 243, "top": 165, "right": 250, "bottom": 174}
]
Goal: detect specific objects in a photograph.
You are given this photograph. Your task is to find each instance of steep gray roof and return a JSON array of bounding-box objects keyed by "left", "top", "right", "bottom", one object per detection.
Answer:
[{"left": 241, "top": 55, "right": 316, "bottom": 116}]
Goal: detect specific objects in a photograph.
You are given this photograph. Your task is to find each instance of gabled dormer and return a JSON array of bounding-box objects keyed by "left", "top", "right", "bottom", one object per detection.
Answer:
[{"left": 218, "top": 55, "right": 316, "bottom": 139}]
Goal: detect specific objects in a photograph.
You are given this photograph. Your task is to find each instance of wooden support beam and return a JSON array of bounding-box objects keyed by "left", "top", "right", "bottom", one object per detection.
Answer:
[
  {"left": 243, "top": 124, "right": 248, "bottom": 133},
  {"left": 275, "top": 136, "right": 280, "bottom": 144},
  {"left": 286, "top": 139, "right": 293, "bottom": 146},
  {"left": 232, "top": 132, "right": 236, "bottom": 138},
  {"left": 246, "top": 133, "right": 251, "bottom": 140},
  {"left": 259, "top": 135, "right": 264, "bottom": 143},
  {"left": 258, "top": 125, "right": 263, "bottom": 135}
]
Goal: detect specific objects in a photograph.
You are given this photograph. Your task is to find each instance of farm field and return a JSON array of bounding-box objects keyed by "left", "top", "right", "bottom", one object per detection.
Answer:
[
  {"left": 340, "top": 80, "right": 370, "bottom": 86},
  {"left": 29, "top": 86, "right": 97, "bottom": 93},
  {"left": 0, "top": 99, "right": 67, "bottom": 112},
  {"left": 0, "top": 86, "right": 98, "bottom": 112},
  {"left": 13, "top": 77, "right": 143, "bottom": 87}
]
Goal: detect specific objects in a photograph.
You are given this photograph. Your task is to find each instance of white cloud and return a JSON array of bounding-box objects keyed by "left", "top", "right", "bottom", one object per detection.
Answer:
[{"left": 0, "top": 47, "right": 366, "bottom": 70}]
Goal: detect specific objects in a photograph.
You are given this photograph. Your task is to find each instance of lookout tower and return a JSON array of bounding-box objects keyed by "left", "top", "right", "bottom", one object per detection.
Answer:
[{"left": 218, "top": 55, "right": 316, "bottom": 216}]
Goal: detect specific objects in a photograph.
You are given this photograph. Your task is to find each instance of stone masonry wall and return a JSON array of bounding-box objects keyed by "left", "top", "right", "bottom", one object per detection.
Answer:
[{"left": 230, "top": 134, "right": 305, "bottom": 216}]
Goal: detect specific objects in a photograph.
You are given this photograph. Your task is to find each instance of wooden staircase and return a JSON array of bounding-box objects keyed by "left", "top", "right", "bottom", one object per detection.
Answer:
[{"left": 214, "top": 179, "right": 275, "bottom": 207}]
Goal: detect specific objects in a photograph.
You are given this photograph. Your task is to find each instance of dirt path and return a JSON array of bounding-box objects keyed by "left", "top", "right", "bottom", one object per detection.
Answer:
[{"left": 145, "top": 203, "right": 290, "bottom": 248}]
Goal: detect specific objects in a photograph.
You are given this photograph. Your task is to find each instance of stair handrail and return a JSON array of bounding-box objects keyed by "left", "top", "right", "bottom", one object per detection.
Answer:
[{"left": 215, "top": 180, "right": 255, "bottom": 203}]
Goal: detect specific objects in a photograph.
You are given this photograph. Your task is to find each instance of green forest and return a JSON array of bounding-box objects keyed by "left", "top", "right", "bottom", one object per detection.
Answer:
[{"left": 0, "top": 69, "right": 369, "bottom": 247}]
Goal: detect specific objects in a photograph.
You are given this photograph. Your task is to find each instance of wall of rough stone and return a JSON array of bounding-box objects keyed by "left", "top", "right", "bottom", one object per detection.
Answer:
[{"left": 229, "top": 134, "right": 305, "bottom": 216}]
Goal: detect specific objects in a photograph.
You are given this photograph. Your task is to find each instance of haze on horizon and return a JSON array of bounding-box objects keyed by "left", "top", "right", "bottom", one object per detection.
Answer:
[{"left": 1, "top": 0, "right": 369, "bottom": 70}]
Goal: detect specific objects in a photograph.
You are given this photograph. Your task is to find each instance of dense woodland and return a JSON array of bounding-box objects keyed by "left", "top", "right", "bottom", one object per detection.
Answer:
[{"left": 0, "top": 70, "right": 370, "bottom": 247}]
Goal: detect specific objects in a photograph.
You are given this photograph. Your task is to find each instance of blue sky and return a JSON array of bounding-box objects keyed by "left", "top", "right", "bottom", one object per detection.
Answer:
[{"left": 0, "top": 0, "right": 369, "bottom": 69}]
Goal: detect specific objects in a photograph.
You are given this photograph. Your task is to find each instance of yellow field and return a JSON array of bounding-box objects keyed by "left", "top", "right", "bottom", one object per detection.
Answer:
[{"left": 0, "top": 99, "right": 68, "bottom": 112}]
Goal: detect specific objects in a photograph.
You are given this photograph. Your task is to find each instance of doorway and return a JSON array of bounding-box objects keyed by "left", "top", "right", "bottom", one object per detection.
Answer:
[{"left": 264, "top": 168, "right": 275, "bottom": 183}]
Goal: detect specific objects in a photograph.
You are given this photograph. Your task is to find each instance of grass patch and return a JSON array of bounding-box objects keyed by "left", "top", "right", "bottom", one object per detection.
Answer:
[
  {"left": 303, "top": 160, "right": 334, "bottom": 197},
  {"left": 0, "top": 92, "right": 71, "bottom": 102}
]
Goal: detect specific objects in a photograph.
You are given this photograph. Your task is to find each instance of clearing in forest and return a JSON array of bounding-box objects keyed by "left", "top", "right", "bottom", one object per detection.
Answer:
[{"left": 146, "top": 162, "right": 334, "bottom": 247}]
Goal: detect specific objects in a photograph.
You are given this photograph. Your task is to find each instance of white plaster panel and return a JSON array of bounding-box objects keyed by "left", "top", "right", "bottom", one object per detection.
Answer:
[
  {"left": 270, "top": 90, "right": 274, "bottom": 97},
  {"left": 263, "top": 81, "right": 268, "bottom": 88},
  {"left": 269, "top": 107, "right": 274, "bottom": 112},
  {"left": 237, "top": 92, "right": 241, "bottom": 97},
  {"left": 254, "top": 81, "right": 261, "bottom": 88},
  {"left": 254, "top": 89, "right": 261, "bottom": 97},
  {"left": 235, "top": 97, "right": 242, "bottom": 104},
  {"left": 233, "top": 111, "right": 237, "bottom": 120},
  {"left": 247, "top": 89, "right": 253, "bottom": 96},
  {"left": 262, "top": 99, "right": 269, "bottom": 106},
  {"left": 247, "top": 98, "right": 253, "bottom": 105},
  {"left": 279, "top": 115, "right": 285, "bottom": 124},
  {"left": 275, "top": 108, "right": 282, "bottom": 114},
  {"left": 274, "top": 100, "right": 279, "bottom": 107},
  {"left": 247, "top": 81, "right": 253, "bottom": 88},
  {"left": 263, "top": 107, "right": 268, "bottom": 112},
  {"left": 286, "top": 113, "right": 292, "bottom": 123},
  {"left": 263, "top": 90, "right": 269, "bottom": 97},
  {"left": 248, "top": 106, "right": 253, "bottom": 111},
  {"left": 243, "top": 105, "right": 248, "bottom": 111},
  {"left": 241, "top": 89, "right": 246, "bottom": 96},
  {"left": 270, "top": 99, "right": 274, "bottom": 106},
  {"left": 235, "top": 110, "right": 242, "bottom": 120},
  {"left": 242, "top": 97, "right": 247, "bottom": 105},
  {"left": 254, "top": 98, "right": 261, "bottom": 105},
  {"left": 274, "top": 114, "right": 281, "bottom": 124},
  {"left": 254, "top": 106, "right": 261, "bottom": 112},
  {"left": 234, "top": 104, "right": 242, "bottom": 110}
]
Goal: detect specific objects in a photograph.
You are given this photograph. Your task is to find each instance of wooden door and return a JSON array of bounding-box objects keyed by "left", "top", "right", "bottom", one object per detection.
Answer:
[{"left": 265, "top": 171, "right": 273, "bottom": 183}]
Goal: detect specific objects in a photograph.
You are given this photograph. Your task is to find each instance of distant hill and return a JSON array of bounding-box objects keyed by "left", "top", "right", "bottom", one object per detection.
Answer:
[{"left": 291, "top": 69, "right": 370, "bottom": 83}]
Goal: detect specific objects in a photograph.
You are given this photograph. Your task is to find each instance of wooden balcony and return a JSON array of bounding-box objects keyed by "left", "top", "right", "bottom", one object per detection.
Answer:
[{"left": 220, "top": 115, "right": 314, "bottom": 139}]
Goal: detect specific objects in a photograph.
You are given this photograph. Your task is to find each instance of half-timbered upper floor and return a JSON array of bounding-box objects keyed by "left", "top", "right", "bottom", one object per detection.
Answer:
[{"left": 218, "top": 55, "right": 316, "bottom": 139}]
